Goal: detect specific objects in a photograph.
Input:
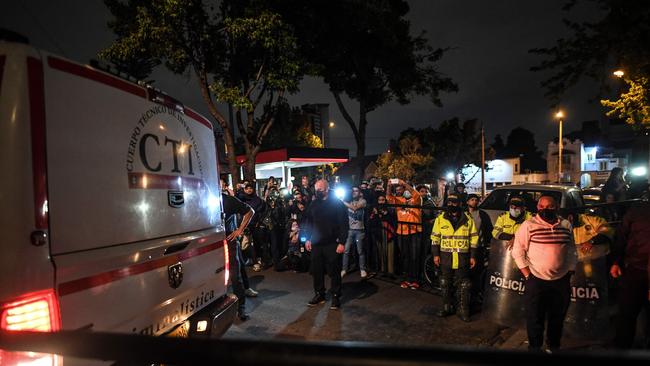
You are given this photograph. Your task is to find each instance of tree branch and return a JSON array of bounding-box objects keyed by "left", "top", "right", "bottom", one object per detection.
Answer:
[{"left": 333, "top": 91, "right": 360, "bottom": 142}]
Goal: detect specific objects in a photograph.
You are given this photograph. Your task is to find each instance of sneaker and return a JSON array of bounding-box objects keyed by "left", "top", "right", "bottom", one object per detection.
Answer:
[
  {"left": 400, "top": 281, "right": 410, "bottom": 289},
  {"left": 237, "top": 310, "right": 250, "bottom": 321},
  {"left": 409, "top": 282, "right": 420, "bottom": 290},
  {"left": 244, "top": 288, "right": 258, "bottom": 297},
  {"left": 307, "top": 294, "right": 326, "bottom": 307},
  {"left": 252, "top": 263, "right": 262, "bottom": 272},
  {"left": 360, "top": 270, "right": 368, "bottom": 279},
  {"left": 340, "top": 270, "right": 347, "bottom": 278},
  {"left": 330, "top": 296, "right": 341, "bottom": 310}
]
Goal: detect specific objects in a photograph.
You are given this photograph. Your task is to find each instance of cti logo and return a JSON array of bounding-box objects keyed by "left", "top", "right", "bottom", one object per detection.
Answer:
[{"left": 139, "top": 133, "right": 194, "bottom": 175}]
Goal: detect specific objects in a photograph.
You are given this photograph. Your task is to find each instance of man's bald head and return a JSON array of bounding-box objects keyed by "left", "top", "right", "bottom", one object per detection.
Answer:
[
  {"left": 537, "top": 195, "right": 557, "bottom": 211},
  {"left": 314, "top": 179, "right": 329, "bottom": 199}
]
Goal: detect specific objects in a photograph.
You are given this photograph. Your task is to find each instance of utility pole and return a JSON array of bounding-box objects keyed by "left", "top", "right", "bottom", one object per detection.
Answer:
[{"left": 481, "top": 124, "right": 486, "bottom": 197}]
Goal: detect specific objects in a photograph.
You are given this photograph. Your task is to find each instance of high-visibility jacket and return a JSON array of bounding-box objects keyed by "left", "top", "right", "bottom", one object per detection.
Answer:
[
  {"left": 573, "top": 213, "right": 613, "bottom": 261},
  {"left": 431, "top": 212, "right": 478, "bottom": 269},
  {"left": 492, "top": 211, "right": 532, "bottom": 239}
]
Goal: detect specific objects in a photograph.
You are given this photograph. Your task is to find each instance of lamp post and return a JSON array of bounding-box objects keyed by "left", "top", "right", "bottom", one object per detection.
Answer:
[{"left": 555, "top": 110, "right": 565, "bottom": 183}]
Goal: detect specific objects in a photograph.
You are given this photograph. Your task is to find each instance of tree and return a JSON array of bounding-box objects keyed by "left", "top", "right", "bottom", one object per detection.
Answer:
[
  {"left": 530, "top": 0, "right": 650, "bottom": 102},
  {"left": 274, "top": 0, "right": 457, "bottom": 160},
  {"left": 261, "top": 101, "right": 323, "bottom": 150},
  {"left": 601, "top": 76, "right": 650, "bottom": 129},
  {"left": 374, "top": 135, "right": 432, "bottom": 181},
  {"left": 491, "top": 134, "right": 506, "bottom": 158},
  {"left": 391, "top": 118, "right": 486, "bottom": 183},
  {"left": 101, "top": 0, "right": 303, "bottom": 182},
  {"left": 504, "top": 127, "right": 546, "bottom": 172}
]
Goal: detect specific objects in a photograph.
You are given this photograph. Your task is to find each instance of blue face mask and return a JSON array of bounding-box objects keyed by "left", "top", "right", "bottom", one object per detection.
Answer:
[
  {"left": 403, "top": 191, "right": 412, "bottom": 200},
  {"left": 509, "top": 208, "right": 522, "bottom": 218}
]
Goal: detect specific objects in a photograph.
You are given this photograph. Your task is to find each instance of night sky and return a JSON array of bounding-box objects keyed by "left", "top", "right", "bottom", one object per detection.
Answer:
[{"left": 2, "top": 1, "right": 607, "bottom": 156}]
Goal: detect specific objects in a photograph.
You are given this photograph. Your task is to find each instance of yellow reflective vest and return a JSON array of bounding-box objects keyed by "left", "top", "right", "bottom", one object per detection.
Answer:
[
  {"left": 573, "top": 213, "right": 614, "bottom": 261},
  {"left": 431, "top": 212, "right": 478, "bottom": 269},
  {"left": 492, "top": 211, "right": 532, "bottom": 239}
]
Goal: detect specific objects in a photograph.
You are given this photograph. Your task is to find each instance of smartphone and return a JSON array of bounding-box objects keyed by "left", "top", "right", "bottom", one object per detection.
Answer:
[{"left": 389, "top": 178, "right": 399, "bottom": 185}]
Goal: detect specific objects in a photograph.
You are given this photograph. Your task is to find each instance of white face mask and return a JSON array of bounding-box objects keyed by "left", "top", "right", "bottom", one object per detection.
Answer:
[
  {"left": 509, "top": 208, "right": 522, "bottom": 218},
  {"left": 403, "top": 191, "right": 412, "bottom": 200}
]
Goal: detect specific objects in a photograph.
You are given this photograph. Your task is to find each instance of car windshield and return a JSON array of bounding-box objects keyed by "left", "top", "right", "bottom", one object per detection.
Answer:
[{"left": 480, "top": 189, "right": 563, "bottom": 213}]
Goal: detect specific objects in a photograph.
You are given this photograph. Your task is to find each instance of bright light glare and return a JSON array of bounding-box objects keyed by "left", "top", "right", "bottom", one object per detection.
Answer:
[
  {"left": 555, "top": 110, "right": 564, "bottom": 119},
  {"left": 137, "top": 202, "right": 150, "bottom": 214},
  {"left": 196, "top": 320, "right": 208, "bottom": 332},
  {"left": 613, "top": 70, "right": 625, "bottom": 78},
  {"left": 631, "top": 166, "right": 647, "bottom": 176},
  {"left": 334, "top": 187, "right": 346, "bottom": 200},
  {"left": 329, "top": 121, "right": 335, "bottom": 128},
  {"left": 280, "top": 188, "right": 289, "bottom": 196},
  {"left": 446, "top": 172, "right": 455, "bottom": 180},
  {"left": 207, "top": 194, "right": 220, "bottom": 212}
]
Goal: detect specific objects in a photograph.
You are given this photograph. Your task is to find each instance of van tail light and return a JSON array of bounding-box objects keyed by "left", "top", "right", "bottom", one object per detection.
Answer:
[
  {"left": 0, "top": 289, "right": 62, "bottom": 365},
  {"left": 1, "top": 290, "right": 60, "bottom": 332},
  {"left": 223, "top": 240, "right": 230, "bottom": 287}
]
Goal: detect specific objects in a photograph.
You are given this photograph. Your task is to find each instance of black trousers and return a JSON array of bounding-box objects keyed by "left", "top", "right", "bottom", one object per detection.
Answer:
[
  {"left": 227, "top": 239, "right": 246, "bottom": 312},
  {"left": 311, "top": 243, "right": 342, "bottom": 297},
  {"left": 397, "top": 233, "right": 423, "bottom": 282},
  {"left": 524, "top": 273, "right": 571, "bottom": 349},
  {"left": 252, "top": 226, "right": 271, "bottom": 263},
  {"left": 614, "top": 267, "right": 650, "bottom": 348},
  {"left": 440, "top": 265, "right": 470, "bottom": 306}
]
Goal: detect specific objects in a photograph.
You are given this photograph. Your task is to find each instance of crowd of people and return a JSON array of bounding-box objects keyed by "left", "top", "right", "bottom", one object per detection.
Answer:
[{"left": 220, "top": 170, "right": 649, "bottom": 351}]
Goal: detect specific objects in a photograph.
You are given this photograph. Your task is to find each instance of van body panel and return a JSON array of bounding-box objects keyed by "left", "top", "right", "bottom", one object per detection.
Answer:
[
  {"left": 42, "top": 54, "right": 222, "bottom": 254},
  {"left": 0, "top": 43, "right": 232, "bottom": 349},
  {"left": 0, "top": 45, "right": 55, "bottom": 301}
]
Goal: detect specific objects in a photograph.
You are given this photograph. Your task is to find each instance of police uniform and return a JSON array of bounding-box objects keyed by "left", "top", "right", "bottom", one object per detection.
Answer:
[
  {"left": 431, "top": 195, "right": 478, "bottom": 321},
  {"left": 492, "top": 197, "right": 531, "bottom": 240}
]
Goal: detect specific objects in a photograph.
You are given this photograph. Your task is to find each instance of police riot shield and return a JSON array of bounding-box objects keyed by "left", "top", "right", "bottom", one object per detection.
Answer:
[
  {"left": 564, "top": 255, "right": 609, "bottom": 337},
  {"left": 481, "top": 239, "right": 526, "bottom": 327}
]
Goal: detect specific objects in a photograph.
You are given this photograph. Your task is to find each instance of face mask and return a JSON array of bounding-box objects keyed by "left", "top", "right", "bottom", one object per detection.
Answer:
[
  {"left": 448, "top": 205, "right": 462, "bottom": 215},
  {"left": 315, "top": 191, "right": 326, "bottom": 200},
  {"left": 403, "top": 191, "right": 412, "bottom": 200},
  {"left": 538, "top": 209, "right": 557, "bottom": 222},
  {"left": 509, "top": 208, "right": 522, "bottom": 218}
]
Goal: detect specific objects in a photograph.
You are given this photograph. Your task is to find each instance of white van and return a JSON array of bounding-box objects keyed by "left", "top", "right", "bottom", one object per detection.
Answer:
[{"left": 0, "top": 40, "right": 235, "bottom": 364}]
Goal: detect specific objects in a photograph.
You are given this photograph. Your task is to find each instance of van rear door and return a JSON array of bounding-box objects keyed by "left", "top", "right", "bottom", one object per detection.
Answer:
[{"left": 41, "top": 54, "right": 226, "bottom": 334}]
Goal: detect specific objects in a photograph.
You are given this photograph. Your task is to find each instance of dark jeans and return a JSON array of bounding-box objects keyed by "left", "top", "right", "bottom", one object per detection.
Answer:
[
  {"left": 252, "top": 226, "right": 273, "bottom": 264},
  {"left": 524, "top": 273, "right": 571, "bottom": 349},
  {"left": 614, "top": 267, "right": 650, "bottom": 348},
  {"left": 397, "top": 233, "right": 423, "bottom": 282},
  {"left": 227, "top": 239, "right": 246, "bottom": 312},
  {"left": 311, "top": 243, "right": 343, "bottom": 297}
]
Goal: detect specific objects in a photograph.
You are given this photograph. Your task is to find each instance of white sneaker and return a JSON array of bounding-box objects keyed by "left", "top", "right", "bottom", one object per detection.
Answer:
[
  {"left": 244, "top": 288, "right": 258, "bottom": 297},
  {"left": 360, "top": 270, "right": 368, "bottom": 278},
  {"left": 340, "top": 270, "right": 347, "bottom": 278}
]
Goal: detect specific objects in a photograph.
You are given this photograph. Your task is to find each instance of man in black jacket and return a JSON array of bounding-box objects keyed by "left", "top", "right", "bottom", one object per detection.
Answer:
[
  {"left": 238, "top": 182, "right": 269, "bottom": 270},
  {"left": 302, "top": 179, "right": 349, "bottom": 310}
]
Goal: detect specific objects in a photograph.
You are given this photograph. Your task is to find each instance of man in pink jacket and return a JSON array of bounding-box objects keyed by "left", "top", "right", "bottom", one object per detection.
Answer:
[{"left": 511, "top": 195, "right": 577, "bottom": 352}]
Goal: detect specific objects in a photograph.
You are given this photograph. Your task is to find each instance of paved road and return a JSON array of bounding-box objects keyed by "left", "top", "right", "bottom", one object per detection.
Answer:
[{"left": 224, "top": 269, "right": 511, "bottom": 347}]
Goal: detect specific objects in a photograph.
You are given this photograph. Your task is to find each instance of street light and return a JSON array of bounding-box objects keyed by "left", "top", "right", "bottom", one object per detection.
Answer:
[
  {"left": 555, "top": 110, "right": 565, "bottom": 183},
  {"left": 329, "top": 121, "right": 335, "bottom": 128},
  {"left": 613, "top": 70, "right": 625, "bottom": 78}
]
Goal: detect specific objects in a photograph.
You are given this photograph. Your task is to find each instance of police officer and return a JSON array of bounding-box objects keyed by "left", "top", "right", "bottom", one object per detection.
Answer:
[
  {"left": 431, "top": 194, "right": 479, "bottom": 321},
  {"left": 492, "top": 196, "right": 531, "bottom": 243}
]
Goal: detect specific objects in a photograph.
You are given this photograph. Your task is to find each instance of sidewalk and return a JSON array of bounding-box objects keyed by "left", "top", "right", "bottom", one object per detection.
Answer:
[{"left": 497, "top": 328, "right": 608, "bottom": 351}]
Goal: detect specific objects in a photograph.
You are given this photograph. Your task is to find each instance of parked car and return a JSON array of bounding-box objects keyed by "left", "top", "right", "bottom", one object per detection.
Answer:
[
  {"left": 582, "top": 186, "right": 602, "bottom": 205},
  {"left": 479, "top": 184, "right": 585, "bottom": 224},
  {"left": 0, "top": 40, "right": 235, "bottom": 365}
]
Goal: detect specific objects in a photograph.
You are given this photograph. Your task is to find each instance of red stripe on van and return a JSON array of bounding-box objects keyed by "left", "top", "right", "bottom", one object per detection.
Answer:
[
  {"left": 27, "top": 57, "right": 49, "bottom": 230},
  {"left": 127, "top": 172, "right": 205, "bottom": 190},
  {"left": 47, "top": 56, "right": 147, "bottom": 98},
  {"left": 184, "top": 108, "right": 213, "bottom": 130},
  {"left": 58, "top": 240, "right": 226, "bottom": 296}
]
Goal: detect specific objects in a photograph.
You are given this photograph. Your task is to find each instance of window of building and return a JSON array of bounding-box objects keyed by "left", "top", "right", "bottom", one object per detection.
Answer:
[
  {"left": 514, "top": 163, "right": 519, "bottom": 173},
  {"left": 599, "top": 161, "right": 607, "bottom": 171}
]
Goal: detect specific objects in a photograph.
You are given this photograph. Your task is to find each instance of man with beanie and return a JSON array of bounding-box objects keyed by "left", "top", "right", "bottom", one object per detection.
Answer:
[
  {"left": 431, "top": 194, "right": 478, "bottom": 322},
  {"left": 511, "top": 195, "right": 577, "bottom": 352}
]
